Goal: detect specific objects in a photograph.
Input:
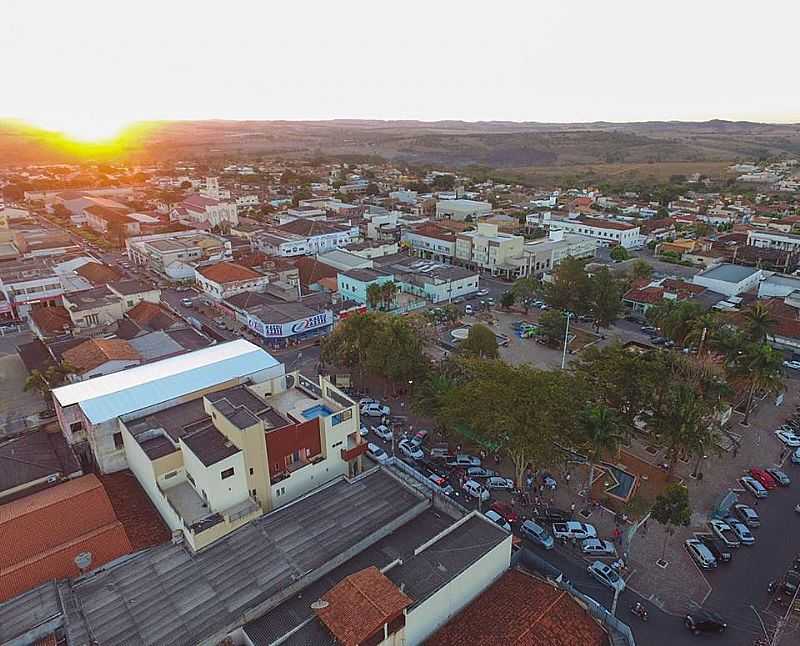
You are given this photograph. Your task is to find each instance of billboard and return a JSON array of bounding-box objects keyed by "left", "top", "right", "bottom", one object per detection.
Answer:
[{"left": 247, "top": 310, "right": 333, "bottom": 339}]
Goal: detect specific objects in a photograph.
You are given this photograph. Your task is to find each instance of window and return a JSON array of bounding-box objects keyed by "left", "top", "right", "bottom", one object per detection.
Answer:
[
  {"left": 249, "top": 467, "right": 254, "bottom": 475},
  {"left": 84, "top": 313, "right": 100, "bottom": 326},
  {"left": 164, "top": 470, "right": 178, "bottom": 479},
  {"left": 70, "top": 421, "right": 83, "bottom": 433},
  {"left": 113, "top": 432, "right": 124, "bottom": 450},
  {"left": 221, "top": 467, "right": 235, "bottom": 480}
]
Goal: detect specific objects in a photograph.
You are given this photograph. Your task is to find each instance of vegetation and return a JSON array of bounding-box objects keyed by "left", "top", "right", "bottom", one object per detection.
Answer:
[
  {"left": 651, "top": 483, "right": 692, "bottom": 561},
  {"left": 538, "top": 309, "right": 569, "bottom": 344},
  {"left": 610, "top": 246, "right": 630, "bottom": 262},
  {"left": 24, "top": 362, "right": 75, "bottom": 402},
  {"left": 542, "top": 257, "right": 592, "bottom": 314},
  {"left": 459, "top": 324, "right": 499, "bottom": 359},
  {"left": 630, "top": 259, "right": 653, "bottom": 281},
  {"left": 511, "top": 277, "right": 540, "bottom": 313},
  {"left": 576, "top": 405, "right": 623, "bottom": 505},
  {"left": 588, "top": 267, "right": 625, "bottom": 329}
]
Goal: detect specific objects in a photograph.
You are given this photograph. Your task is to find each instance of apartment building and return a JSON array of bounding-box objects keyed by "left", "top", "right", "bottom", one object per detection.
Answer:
[
  {"left": 120, "top": 372, "right": 363, "bottom": 550},
  {"left": 194, "top": 261, "right": 270, "bottom": 300},
  {"left": 455, "top": 223, "right": 525, "bottom": 276},
  {"left": 126, "top": 230, "right": 233, "bottom": 279},
  {"left": 402, "top": 224, "right": 457, "bottom": 262},
  {"left": 549, "top": 216, "right": 644, "bottom": 249}
]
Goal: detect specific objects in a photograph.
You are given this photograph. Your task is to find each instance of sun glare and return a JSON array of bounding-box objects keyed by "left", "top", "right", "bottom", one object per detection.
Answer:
[{"left": 31, "top": 115, "right": 131, "bottom": 143}]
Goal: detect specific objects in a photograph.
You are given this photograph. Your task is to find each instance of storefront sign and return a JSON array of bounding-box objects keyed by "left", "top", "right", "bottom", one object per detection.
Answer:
[{"left": 247, "top": 310, "right": 333, "bottom": 338}]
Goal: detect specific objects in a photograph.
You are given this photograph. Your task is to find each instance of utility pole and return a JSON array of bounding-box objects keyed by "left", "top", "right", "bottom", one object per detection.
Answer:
[
  {"left": 561, "top": 312, "right": 572, "bottom": 370},
  {"left": 611, "top": 586, "right": 621, "bottom": 616},
  {"left": 770, "top": 579, "right": 800, "bottom": 645}
]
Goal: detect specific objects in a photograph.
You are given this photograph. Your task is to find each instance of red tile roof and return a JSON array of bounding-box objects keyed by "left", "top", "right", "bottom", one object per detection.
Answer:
[
  {"left": 126, "top": 300, "right": 178, "bottom": 330},
  {"left": 0, "top": 474, "right": 133, "bottom": 601},
  {"left": 623, "top": 286, "right": 665, "bottom": 304},
  {"left": 197, "top": 261, "right": 262, "bottom": 284},
  {"left": 316, "top": 566, "right": 412, "bottom": 646},
  {"left": 62, "top": 338, "right": 140, "bottom": 373},
  {"left": 75, "top": 261, "right": 122, "bottom": 285},
  {"left": 97, "top": 471, "right": 170, "bottom": 551},
  {"left": 428, "top": 569, "right": 608, "bottom": 646},
  {"left": 409, "top": 224, "right": 457, "bottom": 242},
  {"left": 577, "top": 217, "right": 637, "bottom": 231},
  {"left": 29, "top": 305, "right": 72, "bottom": 335},
  {"left": 661, "top": 278, "right": 705, "bottom": 297}
]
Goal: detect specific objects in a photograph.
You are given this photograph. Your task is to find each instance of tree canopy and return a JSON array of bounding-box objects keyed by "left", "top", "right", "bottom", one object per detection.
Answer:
[{"left": 459, "top": 324, "right": 499, "bottom": 359}]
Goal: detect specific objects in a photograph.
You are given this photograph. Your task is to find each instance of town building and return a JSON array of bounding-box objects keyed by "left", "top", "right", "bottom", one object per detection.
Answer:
[
  {"left": 126, "top": 231, "right": 233, "bottom": 280},
  {"left": 61, "top": 280, "right": 161, "bottom": 334},
  {"left": 402, "top": 224, "right": 458, "bottom": 262},
  {"left": 51, "top": 340, "right": 285, "bottom": 473},
  {"left": 0, "top": 259, "right": 66, "bottom": 319},
  {"left": 170, "top": 193, "right": 239, "bottom": 229},
  {"left": 84, "top": 205, "right": 141, "bottom": 238},
  {"left": 692, "top": 263, "right": 763, "bottom": 297},
  {"left": 550, "top": 215, "right": 644, "bottom": 249},
  {"left": 747, "top": 228, "right": 800, "bottom": 253},
  {"left": 194, "top": 261, "right": 270, "bottom": 300},
  {"left": 455, "top": 223, "right": 525, "bottom": 276},
  {"left": 435, "top": 199, "right": 492, "bottom": 221},
  {"left": 61, "top": 338, "right": 141, "bottom": 381}
]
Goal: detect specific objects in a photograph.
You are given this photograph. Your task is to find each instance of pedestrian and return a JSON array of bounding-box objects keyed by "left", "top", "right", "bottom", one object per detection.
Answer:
[
  {"left": 565, "top": 472, "right": 571, "bottom": 486},
  {"left": 733, "top": 445, "right": 738, "bottom": 458},
  {"left": 570, "top": 503, "right": 576, "bottom": 518}
]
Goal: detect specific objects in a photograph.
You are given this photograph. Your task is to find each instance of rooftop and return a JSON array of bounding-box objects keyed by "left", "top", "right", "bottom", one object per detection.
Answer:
[
  {"left": 575, "top": 216, "right": 637, "bottom": 231},
  {"left": 52, "top": 340, "right": 281, "bottom": 424},
  {"left": 62, "top": 338, "right": 139, "bottom": 373},
  {"left": 697, "top": 263, "right": 761, "bottom": 283},
  {"left": 0, "top": 432, "right": 81, "bottom": 500},
  {"left": 197, "top": 261, "right": 262, "bottom": 284},
  {"left": 62, "top": 285, "right": 118, "bottom": 312},
  {"left": 0, "top": 469, "right": 428, "bottom": 645}
]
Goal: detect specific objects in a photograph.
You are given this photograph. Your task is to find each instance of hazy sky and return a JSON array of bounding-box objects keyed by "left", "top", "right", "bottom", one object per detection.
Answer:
[{"left": 3, "top": 0, "right": 798, "bottom": 139}]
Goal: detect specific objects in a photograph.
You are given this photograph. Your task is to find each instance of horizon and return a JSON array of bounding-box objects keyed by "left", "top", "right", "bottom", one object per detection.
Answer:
[{"left": 3, "top": 0, "right": 799, "bottom": 142}]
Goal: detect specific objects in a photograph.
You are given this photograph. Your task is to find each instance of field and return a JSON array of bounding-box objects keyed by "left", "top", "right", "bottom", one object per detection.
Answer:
[{"left": 495, "top": 160, "right": 736, "bottom": 186}]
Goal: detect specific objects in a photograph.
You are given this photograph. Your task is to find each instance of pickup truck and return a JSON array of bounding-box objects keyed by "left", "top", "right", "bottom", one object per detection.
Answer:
[{"left": 551, "top": 521, "right": 597, "bottom": 540}]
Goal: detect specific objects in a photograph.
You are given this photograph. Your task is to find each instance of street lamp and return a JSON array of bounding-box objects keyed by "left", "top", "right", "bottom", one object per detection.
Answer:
[{"left": 560, "top": 312, "right": 573, "bottom": 370}]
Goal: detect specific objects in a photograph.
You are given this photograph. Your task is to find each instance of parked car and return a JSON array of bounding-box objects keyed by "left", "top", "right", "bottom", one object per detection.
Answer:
[
  {"left": 180, "top": 298, "right": 193, "bottom": 307},
  {"left": 465, "top": 305, "right": 474, "bottom": 315},
  {"left": 372, "top": 425, "right": 393, "bottom": 441},
  {"left": 749, "top": 468, "right": 778, "bottom": 490},
  {"left": 581, "top": 538, "right": 617, "bottom": 557},
  {"left": 463, "top": 479, "right": 490, "bottom": 501},
  {"left": 587, "top": 561, "right": 625, "bottom": 593},
  {"left": 361, "top": 402, "right": 391, "bottom": 418},
  {"left": 792, "top": 447, "right": 800, "bottom": 465},
  {"left": 783, "top": 360, "right": 800, "bottom": 370},
  {"left": 769, "top": 570, "right": 800, "bottom": 596},
  {"left": 685, "top": 609, "right": 727, "bottom": 635},
  {"left": 766, "top": 467, "right": 791, "bottom": 486},
  {"left": 429, "top": 444, "right": 450, "bottom": 460},
  {"left": 477, "top": 288, "right": 490, "bottom": 297},
  {"left": 696, "top": 534, "right": 732, "bottom": 563},
  {"left": 775, "top": 429, "right": 800, "bottom": 447},
  {"left": 359, "top": 397, "right": 380, "bottom": 408},
  {"left": 685, "top": 538, "right": 718, "bottom": 569},
  {"left": 740, "top": 475, "right": 768, "bottom": 499},
  {"left": 399, "top": 440, "right": 424, "bottom": 461},
  {"left": 520, "top": 519, "right": 554, "bottom": 549},
  {"left": 466, "top": 466, "right": 497, "bottom": 479},
  {"left": 733, "top": 504, "right": 761, "bottom": 528},
  {"left": 409, "top": 429, "right": 429, "bottom": 449},
  {"left": 484, "top": 509, "right": 511, "bottom": 532},
  {"left": 447, "top": 454, "right": 481, "bottom": 468},
  {"left": 490, "top": 501, "right": 519, "bottom": 524},
  {"left": 359, "top": 425, "right": 369, "bottom": 438},
  {"left": 367, "top": 443, "right": 389, "bottom": 464},
  {"left": 533, "top": 508, "right": 570, "bottom": 523},
  {"left": 709, "top": 519, "right": 740, "bottom": 548},
  {"left": 724, "top": 517, "right": 755, "bottom": 545},
  {"left": 485, "top": 476, "right": 514, "bottom": 490},
  {"left": 552, "top": 522, "right": 597, "bottom": 540}
]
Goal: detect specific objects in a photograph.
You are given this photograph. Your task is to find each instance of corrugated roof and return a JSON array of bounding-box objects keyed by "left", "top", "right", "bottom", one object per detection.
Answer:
[{"left": 52, "top": 340, "right": 280, "bottom": 423}]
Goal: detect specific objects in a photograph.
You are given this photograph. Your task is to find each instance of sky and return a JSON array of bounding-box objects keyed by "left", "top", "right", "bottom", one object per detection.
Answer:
[{"left": 2, "top": 0, "right": 798, "bottom": 140}]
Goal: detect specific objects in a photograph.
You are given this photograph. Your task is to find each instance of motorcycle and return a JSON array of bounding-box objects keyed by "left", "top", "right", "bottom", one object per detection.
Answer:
[{"left": 630, "top": 602, "right": 648, "bottom": 622}]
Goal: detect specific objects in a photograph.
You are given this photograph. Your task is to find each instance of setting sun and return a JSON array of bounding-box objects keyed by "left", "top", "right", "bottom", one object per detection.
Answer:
[{"left": 31, "top": 115, "right": 130, "bottom": 144}]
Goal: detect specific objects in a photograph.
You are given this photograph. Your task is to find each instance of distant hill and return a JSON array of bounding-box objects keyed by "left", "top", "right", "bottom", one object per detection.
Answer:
[{"left": 1, "top": 118, "right": 799, "bottom": 167}]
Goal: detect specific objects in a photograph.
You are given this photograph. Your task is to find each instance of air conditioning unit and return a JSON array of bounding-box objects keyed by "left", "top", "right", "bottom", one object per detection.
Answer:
[
  {"left": 171, "top": 530, "right": 184, "bottom": 545},
  {"left": 46, "top": 474, "right": 59, "bottom": 484}
]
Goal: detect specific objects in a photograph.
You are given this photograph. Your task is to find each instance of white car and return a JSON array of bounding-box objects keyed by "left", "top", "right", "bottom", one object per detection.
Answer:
[
  {"left": 587, "top": 561, "right": 626, "bottom": 593},
  {"left": 367, "top": 443, "right": 389, "bottom": 464},
  {"left": 463, "top": 479, "right": 490, "bottom": 501},
  {"left": 709, "top": 519, "right": 740, "bottom": 548},
  {"left": 581, "top": 538, "right": 617, "bottom": 557},
  {"left": 724, "top": 517, "right": 755, "bottom": 545},
  {"left": 685, "top": 538, "right": 717, "bottom": 569},
  {"left": 372, "top": 425, "right": 393, "bottom": 441},
  {"left": 775, "top": 429, "right": 800, "bottom": 447},
  {"left": 552, "top": 522, "right": 597, "bottom": 540},
  {"left": 446, "top": 454, "right": 481, "bottom": 467},
  {"left": 485, "top": 476, "right": 514, "bottom": 490},
  {"left": 361, "top": 403, "right": 391, "bottom": 418},
  {"left": 464, "top": 304, "right": 474, "bottom": 315},
  {"left": 359, "top": 425, "right": 369, "bottom": 438},
  {"left": 180, "top": 298, "right": 193, "bottom": 307},
  {"left": 784, "top": 360, "right": 800, "bottom": 370},
  {"left": 739, "top": 475, "right": 768, "bottom": 499},
  {"left": 477, "top": 288, "right": 490, "bottom": 297},
  {"left": 399, "top": 439, "right": 424, "bottom": 461},
  {"left": 484, "top": 509, "right": 511, "bottom": 532}
]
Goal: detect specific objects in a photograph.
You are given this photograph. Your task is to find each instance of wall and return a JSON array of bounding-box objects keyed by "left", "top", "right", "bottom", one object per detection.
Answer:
[
  {"left": 266, "top": 418, "right": 322, "bottom": 478},
  {"left": 79, "top": 359, "right": 141, "bottom": 381},
  {"left": 404, "top": 531, "right": 512, "bottom": 645},
  {"left": 181, "top": 437, "right": 249, "bottom": 513}
]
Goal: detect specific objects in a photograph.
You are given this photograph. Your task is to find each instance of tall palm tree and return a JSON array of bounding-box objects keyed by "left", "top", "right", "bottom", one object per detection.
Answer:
[
  {"left": 684, "top": 313, "right": 722, "bottom": 354},
  {"left": 742, "top": 303, "right": 777, "bottom": 344},
  {"left": 738, "top": 343, "right": 784, "bottom": 426},
  {"left": 381, "top": 281, "right": 398, "bottom": 311},
  {"left": 366, "top": 283, "right": 383, "bottom": 310},
  {"left": 577, "top": 405, "right": 624, "bottom": 506}
]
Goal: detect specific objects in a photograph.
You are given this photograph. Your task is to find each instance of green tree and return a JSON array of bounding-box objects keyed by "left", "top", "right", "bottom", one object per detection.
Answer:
[
  {"left": 500, "top": 290, "right": 516, "bottom": 309},
  {"left": 380, "top": 281, "right": 398, "bottom": 310},
  {"left": 539, "top": 309, "right": 569, "bottom": 344},
  {"left": 630, "top": 259, "right": 653, "bottom": 281},
  {"left": 588, "top": 267, "right": 624, "bottom": 329},
  {"left": 432, "top": 174, "right": 456, "bottom": 191},
  {"left": 366, "top": 283, "right": 383, "bottom": 310},
  {"left": 646, "top": 300, "right": 704, "bottom": 344},
  {"left": 543, "top": 257, "right": 591, "bottom": 314},
  {"left": 577, "top": 405, "right": 623, "bottom": 505},
  {"left": 610, "top": 246, "right": 630, "bottom": 262},
  {"left": 412, "top": 372, "right": 458, "bottom": 437},
  {"left": 459, "top": 324, "right": 499, "bottom": 359},
  {"left": 511, "top": 277, "right": 539, "bottom": 313},
  {"left": 443, "top": 359, "right": 582, "bottom": 487},
  {"left": 683, "top": 313, "right": 723, "bottom": 354},
  {"left": 741, "top": 302, "right": 776, "bottom": 344},
  {"left": 735, "top": 343, "right": 784, "bottom": 426},
  {"left": 651, "top": 483, "right": 691, "bottom": 561}
]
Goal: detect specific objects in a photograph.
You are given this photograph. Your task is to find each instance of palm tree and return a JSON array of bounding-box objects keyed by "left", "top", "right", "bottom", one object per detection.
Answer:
[
  {"left": 684, "top": 313, "right": 721, "bottom": 354},
  {"left": 742, "top": 303, "right": 777, "bottom": 344},
  {"left": 738, "top": 343, "right": 784, "bottom": 426},
  {"left": 577, "top": 405, "right": 623, "bottom": 507},
  {"left": 381, "top": 281, "right": 398, "bottom": 311},
  {"left": 366, "top": 283, "right": 383, "bottom": 310}
]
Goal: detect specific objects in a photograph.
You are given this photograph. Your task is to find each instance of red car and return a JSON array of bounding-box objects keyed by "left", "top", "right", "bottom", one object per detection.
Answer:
[
  {"left": 490, "top": 501, "right": 519, "bottom": 524},
  {"left": 750, "top": 468, "right": 778, "bottom": 490}
]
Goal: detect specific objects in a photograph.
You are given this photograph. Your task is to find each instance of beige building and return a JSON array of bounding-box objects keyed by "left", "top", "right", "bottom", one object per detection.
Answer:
[
  {"left": 126, "top": 230, "right": 233, "bottom": 280},
  {"left": 62, "top": 280, "right": 160, "bottom": 333},
  {"left": 455, "top": 223, "right": 524, "bottom": 276}
]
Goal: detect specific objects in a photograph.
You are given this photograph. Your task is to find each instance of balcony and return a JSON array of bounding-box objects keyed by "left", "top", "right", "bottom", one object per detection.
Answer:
[{"left": 341, "top": 442, "right": 368, "bottom": 461}]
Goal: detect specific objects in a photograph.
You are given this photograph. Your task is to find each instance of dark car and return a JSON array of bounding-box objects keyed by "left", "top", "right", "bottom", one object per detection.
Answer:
[
  {"left": 685, "top": 609, "right": 727, "bottom": 635},
  {"left": 533, "top": 507, "right": 570, "bottom": 523},
  {"left": 697, "top": 534, "right": 732, "bottom": 563}
]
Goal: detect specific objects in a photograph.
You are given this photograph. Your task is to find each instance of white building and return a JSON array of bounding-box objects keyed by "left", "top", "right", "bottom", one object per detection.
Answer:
[
  {"left": 692, "top": 263, "right": 762, "bottom": 297},
  {"left": 171, "top": 194, "right": 239, "bottom": 229},
  {"left": 549, "top": 216, "right": 644, "bottom": 249},
  {"left": 435, "top": 199, "right": 492, "bottom": 222},
  {"left": 126, "top": 231, "right": 233, "bottom": 279},
  {"left": 194, "top": 261, "right": 270, "bottom": 300},
  {"left": 747, "top": 229, "right": 800, "bottom": 253}
]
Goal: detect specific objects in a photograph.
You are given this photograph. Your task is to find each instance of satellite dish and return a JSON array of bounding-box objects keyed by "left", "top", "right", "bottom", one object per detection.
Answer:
[
  {"left": 310, "top": 600, "right": 330, "bottom": 610},
  {"left": 74, "top": 551, "right": 93, "bottom": 571}
]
